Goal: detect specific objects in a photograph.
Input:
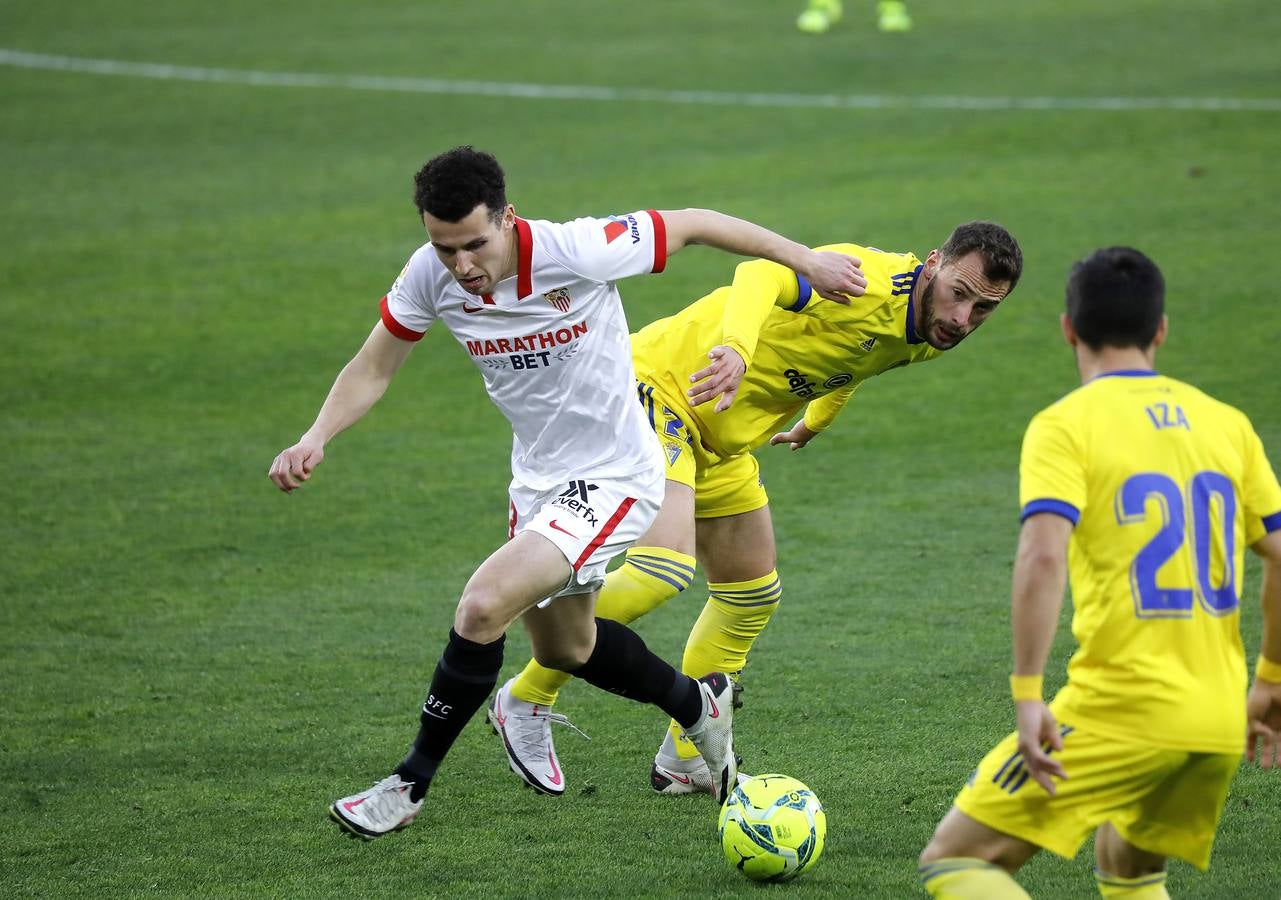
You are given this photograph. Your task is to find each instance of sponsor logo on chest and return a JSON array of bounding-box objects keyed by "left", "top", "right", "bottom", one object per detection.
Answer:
[
  {"left": 782, "top": 367, "right": 853, "bottom": 397},
  {"left": 465, "top": 321, "right": 589, "bottom": 372},
  {"left": 783, "top": 367, "right": 818, "bottom": 398}
]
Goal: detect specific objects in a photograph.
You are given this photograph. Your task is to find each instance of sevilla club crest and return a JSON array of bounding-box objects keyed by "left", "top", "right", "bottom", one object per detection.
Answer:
[{"left": 543, "top": 288, "right": 572, "bottom": 312}]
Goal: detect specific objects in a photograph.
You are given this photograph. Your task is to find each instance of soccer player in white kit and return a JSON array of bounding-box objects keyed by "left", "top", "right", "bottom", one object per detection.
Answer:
[{"left": 267, "top": 146, "right": 867, "bottom": 840}]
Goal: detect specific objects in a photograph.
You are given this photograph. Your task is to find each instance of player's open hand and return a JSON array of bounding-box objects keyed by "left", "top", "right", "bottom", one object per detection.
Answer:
[
  {"left": 269, "top": 437, "right": 325, "bottom": 492},
  {"left": 1246, "top": 677, "right": 1281, "bottom": 769},
  {"left": 1015, "top": 700, "right": 1068, "bottom": 795},
  {"left": 802, "top": 250, "right": 867, "bottom": 304},
  {"left": 687, "top": 345, "right": 747, "bottom": 412},
  {"left": 769, "top": 420, "right": 819, "bottom": 451}
]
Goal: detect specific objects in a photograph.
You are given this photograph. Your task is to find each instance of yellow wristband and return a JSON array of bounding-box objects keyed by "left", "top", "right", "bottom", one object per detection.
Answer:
[
  {"left": 1257, "top": 656, "right": 1281, "bottom": 683},
  {"left": 1010, "top": 674, "right": 1043, "bottom": 702}
]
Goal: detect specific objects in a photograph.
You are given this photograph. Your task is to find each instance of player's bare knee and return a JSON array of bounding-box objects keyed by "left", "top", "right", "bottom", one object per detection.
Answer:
[
  {"left": 1095, "top": 825, "right": 1166, "bottom": 879},
  {"left": 919, "top": 810, "right": 1027, "bottom": 871},
  {"left": 918, "top": 837, "right": 946, "bottom": 867},
  {"left": 453, "top": 591, "right": 512, "bottom": 642},
  {"left": 918, "top": 816, "right": 963, "bottom": 865}
]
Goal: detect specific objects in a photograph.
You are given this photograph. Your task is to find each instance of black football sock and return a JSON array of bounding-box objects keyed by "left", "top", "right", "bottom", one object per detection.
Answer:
[
  {"left": 395, "top": 628, "right": 505, "bottom": 801},
  {"left": 568, "top": 618, "right": 703, "bottom": 728}
]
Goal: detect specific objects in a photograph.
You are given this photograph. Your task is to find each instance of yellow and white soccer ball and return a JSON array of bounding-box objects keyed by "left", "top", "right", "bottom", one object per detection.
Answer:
[{"left": 718, "top": 774, "right": 826, "bottom": 882}]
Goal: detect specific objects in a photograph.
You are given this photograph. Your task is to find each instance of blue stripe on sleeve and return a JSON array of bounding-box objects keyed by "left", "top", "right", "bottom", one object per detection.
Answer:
[
  {"left": 787, "top": 275, "right": 813, "bottom": 312},
  {"left": 1020, "top": 498, "right": 1080, "bottom": 525},
  {"left": 1262, "top": 511, "right": 1281, "bottom": 533}
]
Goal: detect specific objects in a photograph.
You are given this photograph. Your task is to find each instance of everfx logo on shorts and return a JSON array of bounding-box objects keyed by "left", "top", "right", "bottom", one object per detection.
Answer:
[{"left": 552, "top": 480, "right": 599, "bottom": 526}]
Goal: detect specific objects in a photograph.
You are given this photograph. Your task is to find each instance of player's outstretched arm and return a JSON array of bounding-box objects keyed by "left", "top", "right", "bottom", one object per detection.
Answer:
[
  {"left": 1247, "top": 530, "right": 1281, "bottom": 768},
  {"left": 690, "top": 258, "right": 811, "bottom": 412},
  {"left": 1009, "top": 513, "right": 1073, "bottom": 794},
  {"left": 658, "top": 208, "right": 867, "bottom": 302},
  {"left": 268, "top": 321, "right": 416, "bottom": 493}
]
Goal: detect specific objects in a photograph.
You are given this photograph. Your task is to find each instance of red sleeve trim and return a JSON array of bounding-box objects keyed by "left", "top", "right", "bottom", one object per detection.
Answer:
[
  {"left": 514, "top": 217, "right": 534, "bottom": 299},
  {"left": 379, "top": 295, "right": 426, "bottom": 342},
  {"left": 646, "top": 209, "right": 667, "bottom": 274}
]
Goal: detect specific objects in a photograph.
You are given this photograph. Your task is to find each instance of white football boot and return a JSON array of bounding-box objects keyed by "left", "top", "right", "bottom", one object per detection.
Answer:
[
  {"left": 488, "top": 677, "right": 587, "bottom": 796},
  {"left": 651, "top": 726, "right": 750, "bottom": 795},
  {"left": 681, "top": 672, "right": 737, "bottom": 804},
  {"left": 651, "top": 752, "right": 717, "bottom": 795},
  {"left": 329, "top": 774, "right": 422, "bottom": 839}
]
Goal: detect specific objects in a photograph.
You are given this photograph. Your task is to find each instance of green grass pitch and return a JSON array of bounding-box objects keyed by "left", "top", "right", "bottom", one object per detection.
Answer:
[{"left": 2, "top": 1, "right": 1278, "bottom": 896}]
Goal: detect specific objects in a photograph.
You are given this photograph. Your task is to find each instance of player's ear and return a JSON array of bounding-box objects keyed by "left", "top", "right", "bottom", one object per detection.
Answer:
[
  {"left": 1151, "top": 315, "right": 1169, "bottom": 349},
  {"left": 500, "top": 204, "right": 516, "bottom": 229},
  {"left": 1059, "top": 313, "right": 1077, "bottom": 347}
]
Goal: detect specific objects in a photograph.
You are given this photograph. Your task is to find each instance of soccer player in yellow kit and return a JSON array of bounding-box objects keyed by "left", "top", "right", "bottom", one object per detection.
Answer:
[
  {"left": 487, "top": 222, "right": 1023, "bottom": 796},
  {"left": 918, "top": 247, "right": 1281, "bottom": 899}
]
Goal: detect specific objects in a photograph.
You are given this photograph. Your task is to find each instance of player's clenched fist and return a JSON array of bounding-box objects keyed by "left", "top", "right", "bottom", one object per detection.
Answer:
[{"left": 269, "top": 438, "right": 325, "bottom": 492}]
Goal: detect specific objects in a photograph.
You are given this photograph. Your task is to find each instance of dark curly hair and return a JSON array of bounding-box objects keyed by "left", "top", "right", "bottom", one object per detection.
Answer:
[
  {"left": 413, "top": 146, "right": 507, "bottom": 223},
  {"left": 1065, "top": 247, "right": 1164, "bottom": 350},
  {"left": 939, "top": 221, "right": 1023, "bottom": 293}
]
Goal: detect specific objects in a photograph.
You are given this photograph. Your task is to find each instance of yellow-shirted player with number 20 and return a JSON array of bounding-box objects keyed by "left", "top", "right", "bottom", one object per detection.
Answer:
[
  {"left": 486, "top": 222, "right": 1023, "bottom": 796},
  {"left": 919, "top": 247, "right": 1281, "bottom": 899}
]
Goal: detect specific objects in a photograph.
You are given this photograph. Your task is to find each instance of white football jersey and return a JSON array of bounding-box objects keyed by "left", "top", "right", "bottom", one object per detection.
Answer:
[{"left": 381, "top": 211, "right": 667, "bottom": 491}]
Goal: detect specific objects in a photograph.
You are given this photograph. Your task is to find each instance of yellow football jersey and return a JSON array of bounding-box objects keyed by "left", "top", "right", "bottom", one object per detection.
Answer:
[
  {"left": 631, "top": 244, "right": 943, "bottom": 458},
  {"left": 1020, "top": 371, "right": 1281, "bottom": 753}
]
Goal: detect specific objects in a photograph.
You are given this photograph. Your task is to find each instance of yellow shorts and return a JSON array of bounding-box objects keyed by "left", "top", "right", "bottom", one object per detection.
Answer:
[
  {"left": 954, "top": 718, "right": 1239, "bottom": 870},
  {"left": 636, "top": 380, "right": 769, "bottom": 519}
]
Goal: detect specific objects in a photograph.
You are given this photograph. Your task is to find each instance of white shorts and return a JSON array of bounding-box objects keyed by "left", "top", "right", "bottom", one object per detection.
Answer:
[{"left": 508, "top": 466, "right": 664, "bottom": 604}]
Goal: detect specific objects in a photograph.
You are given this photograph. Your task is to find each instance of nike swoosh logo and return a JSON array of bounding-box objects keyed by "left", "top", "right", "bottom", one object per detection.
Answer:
[
  {"left": 547, "top": 752, "right": 563, "bottom": 786},
  {"left": 462, "top": 303, "right": 484, "bottom": 314},
  {"left": 662, "top": 770, "right": 691, "bottom": 784},
  {"left": 343, "top": 797, "right": 367, "bottom": 812},
  {"left": 549, "top": 520, "right": 577, "bottom": 538},
  {"left": 707, "top": 695, "right": 720, "bottom": 719},
  {"left": 494, "top": 695, "right": 507, "bottom": 727}
]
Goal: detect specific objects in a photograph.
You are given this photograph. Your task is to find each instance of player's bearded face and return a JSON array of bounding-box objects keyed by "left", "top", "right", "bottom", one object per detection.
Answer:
[
  {"left": 917, "top": 276, "right": 969, "bottom": 350},
  {"left": 917, "top": 252, "right": 1008, "bottom": 350},
  {"left": 424, "top": 204, "right": 517, "bottom": 295}
]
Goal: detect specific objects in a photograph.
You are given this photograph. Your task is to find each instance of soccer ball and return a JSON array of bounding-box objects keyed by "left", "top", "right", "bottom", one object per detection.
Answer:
[{"left": 718, "top": 774, "right": 826, "bottom": 882}]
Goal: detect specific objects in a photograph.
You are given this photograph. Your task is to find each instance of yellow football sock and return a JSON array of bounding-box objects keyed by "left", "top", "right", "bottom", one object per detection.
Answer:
[
  {"left": 1094, "top": 869, "right": 1170, "bottom": 898},
  {"left": 510, "top": 546, "right": 696, "bottom": 706},
  {"left": 666, "top": 571, "right": 781, "bottom": 759},
  {"left": 918, "top": 858, "right": 1030, "bottom": 899}
]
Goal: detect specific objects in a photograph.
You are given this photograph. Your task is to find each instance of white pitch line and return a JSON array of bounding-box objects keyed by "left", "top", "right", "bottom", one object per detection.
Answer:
[{"left": 3, "top": 48, "right": 1280, "bottom": 113}]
